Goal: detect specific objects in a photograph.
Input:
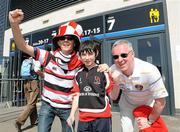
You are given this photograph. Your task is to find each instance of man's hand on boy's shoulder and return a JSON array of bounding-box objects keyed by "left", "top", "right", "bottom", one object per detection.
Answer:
[{"left": 97, "top": 64, "right": 109, "bottom": 73}]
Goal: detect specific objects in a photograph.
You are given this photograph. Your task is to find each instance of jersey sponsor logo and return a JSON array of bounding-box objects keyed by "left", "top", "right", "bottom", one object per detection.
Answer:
[
  {"left": 84, "top": 86, "right": 92, "bottom": 92},
  {"left": 81, "top": 86, "right": 100, "bottom": 97},
  {"left": 135, "top": 84, "right": 144, "bottom": 91},
  {"left": 94, "top": 75, "right": 101, "bottom": 85},
  {"left": 80, "top": 92, "right": 100, "bottom": 97}
]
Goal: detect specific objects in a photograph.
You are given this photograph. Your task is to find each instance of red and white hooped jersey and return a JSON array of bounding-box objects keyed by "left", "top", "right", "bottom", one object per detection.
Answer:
[{"left": 35, "top": 48, "right": 82, "bottom": 108}]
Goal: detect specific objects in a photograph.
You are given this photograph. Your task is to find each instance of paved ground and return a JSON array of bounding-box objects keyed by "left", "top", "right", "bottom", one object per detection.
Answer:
[{"left": 0, "top": 104, "right": 180, "bottom": 132}]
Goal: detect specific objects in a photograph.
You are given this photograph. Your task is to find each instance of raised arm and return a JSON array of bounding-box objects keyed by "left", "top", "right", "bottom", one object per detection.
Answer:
[{"left": 9, "top": 9, "right": 34, "bottom": 57}]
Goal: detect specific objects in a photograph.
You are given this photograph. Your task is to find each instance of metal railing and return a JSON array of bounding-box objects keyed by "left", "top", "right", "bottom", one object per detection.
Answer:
[{"left": 0, "top": 78, "right": 43, "bottom": 108}]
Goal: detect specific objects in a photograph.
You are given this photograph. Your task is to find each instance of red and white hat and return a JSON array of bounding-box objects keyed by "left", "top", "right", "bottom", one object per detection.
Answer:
[
  {"left": 133, "top": 105, "right": 168, "bottom": 132},
  {"left": 53, "top": 21, "right": 83, "bottom": 50}
]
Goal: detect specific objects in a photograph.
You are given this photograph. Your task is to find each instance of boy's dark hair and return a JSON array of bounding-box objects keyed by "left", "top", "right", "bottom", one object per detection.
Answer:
[{"left": 79, "top": 40, "right": 100, "bottom": 56}]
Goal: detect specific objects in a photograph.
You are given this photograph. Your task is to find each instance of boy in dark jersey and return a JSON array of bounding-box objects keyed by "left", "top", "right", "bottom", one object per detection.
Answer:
[{"left": 67, "top": 40, "right": 113, "bottom": 132}]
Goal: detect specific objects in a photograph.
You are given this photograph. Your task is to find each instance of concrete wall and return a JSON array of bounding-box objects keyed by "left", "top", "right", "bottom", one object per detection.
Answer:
[{"left": 166, "top": 0, "right": 180, "bottom": 110}]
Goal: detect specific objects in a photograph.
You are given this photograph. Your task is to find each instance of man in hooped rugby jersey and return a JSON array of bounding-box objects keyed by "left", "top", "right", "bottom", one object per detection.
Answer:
[{"left": 9, "top": 9, "right": 109, "bottom": 132}]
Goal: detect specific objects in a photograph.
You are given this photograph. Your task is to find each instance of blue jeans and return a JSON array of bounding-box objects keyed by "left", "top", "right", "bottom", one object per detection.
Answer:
[
  {"left": 38, "top": 101, "right": 72, "bottom": 132},
  {"left": 78, "top": 118, "right": 112, "bottom": 132}
]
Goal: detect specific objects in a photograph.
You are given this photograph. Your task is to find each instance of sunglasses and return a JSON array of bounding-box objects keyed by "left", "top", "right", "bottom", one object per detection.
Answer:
[
  {"left": 113, "top": 51, "right": 132, "bottom": 60},
  {"left": 59, "top": 36, "right": 74, "bottom": 41}
]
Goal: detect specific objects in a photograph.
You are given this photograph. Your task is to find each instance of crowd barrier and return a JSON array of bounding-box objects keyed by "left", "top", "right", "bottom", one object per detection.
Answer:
[{"left": 0, "top": 78, "right": 43, "bottom": 108}]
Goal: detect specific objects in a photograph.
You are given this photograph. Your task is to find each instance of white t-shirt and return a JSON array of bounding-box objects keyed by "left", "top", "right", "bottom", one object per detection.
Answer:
[{"left": 110, "top": 58, "right": 168, "bottom": 106}]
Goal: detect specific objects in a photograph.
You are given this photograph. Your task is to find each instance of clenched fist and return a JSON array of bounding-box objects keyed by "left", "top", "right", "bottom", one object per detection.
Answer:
[
  {"left": 9, "top": 9, "right": 24, "bottom": 24},
  {"left": 111, "top": 69, "right": 124, "bottom": 85}
]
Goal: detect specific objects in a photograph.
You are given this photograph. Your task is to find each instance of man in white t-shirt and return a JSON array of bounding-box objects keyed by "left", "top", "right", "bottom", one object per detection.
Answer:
[{"left": 110, "top": 39, "right": 168, "bottom": 132}]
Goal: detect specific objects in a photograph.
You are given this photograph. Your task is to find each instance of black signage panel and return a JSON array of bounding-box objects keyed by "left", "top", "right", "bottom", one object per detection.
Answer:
[
  {"left": 78, "top": 16, "right": 103, "bottom": 37},
  {"left": 31, "top": 27, "right": 58, "bottom": 46},
  {"left": 24, "top": 34, "right": 32, "bottom": 45},
  {"left": 105, "top": 3, "right": 164, "bottom": 33}
]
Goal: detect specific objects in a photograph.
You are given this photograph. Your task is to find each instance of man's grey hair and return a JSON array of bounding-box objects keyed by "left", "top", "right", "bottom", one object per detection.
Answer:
[{"left": 112, "top": 39, "right": 134, "bottom": 51}]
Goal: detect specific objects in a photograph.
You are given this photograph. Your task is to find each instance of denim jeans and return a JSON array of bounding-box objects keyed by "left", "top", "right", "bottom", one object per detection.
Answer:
[
  {"left": 38, "top": 101, "right": 72, "bottom": 132},
  {"left": 78, "top": 118, "right": 112, "bottom": 132}
]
